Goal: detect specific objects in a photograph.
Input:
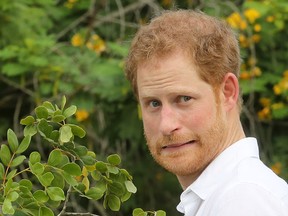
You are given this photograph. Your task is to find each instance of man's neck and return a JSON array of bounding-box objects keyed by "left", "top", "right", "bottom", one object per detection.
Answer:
[{"left": 177, "top": 121, "right": 246, "bottom": 190}]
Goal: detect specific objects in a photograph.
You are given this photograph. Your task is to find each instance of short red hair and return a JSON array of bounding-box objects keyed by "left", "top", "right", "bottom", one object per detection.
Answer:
[{"left": 125, "top": 10, "right": 241, "bottom": 100}]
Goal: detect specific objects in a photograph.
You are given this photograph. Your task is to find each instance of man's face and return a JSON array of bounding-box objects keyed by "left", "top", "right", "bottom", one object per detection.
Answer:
[{"left": 137, "top": 51, "right": 228, "bottom": 178}]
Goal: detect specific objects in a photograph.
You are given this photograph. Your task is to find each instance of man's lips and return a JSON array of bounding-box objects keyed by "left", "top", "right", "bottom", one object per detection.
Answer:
[{"left": 162, "top": 140, "right": 196, "bottom": 149}]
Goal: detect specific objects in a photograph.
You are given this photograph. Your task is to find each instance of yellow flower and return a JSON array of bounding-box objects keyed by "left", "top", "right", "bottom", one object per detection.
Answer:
[
  {"left": 244, "top": 8, "right": 261, "bottom": 24},
  {"left": 252, "top": 34, "right": 261, "bottom": 43},
  {"left": 86, "top": 34, "right": 106, "bottom": 54},
  {"left": 240, "top": 71, "right": 250, "bottom": 80},
  {"left": 65, "top": 0, "right": 77, "bottom": 8},
  {"left": 226, "top": 12, "right": 248, "bottom": 30},
  {"left": 71, "top": 33, "right": 84, "bottom": 47},
  {"left": 241, "top": 63, "right": 247, "bottom": 71},
  {"left": 271, "top": 162, "right": 282, "bottom": 175},
  {"left": 86, "top": 42, "right": 93, "bottom": 50},
  {"left": 239, "top": 20, "right": 247, "bottom": 30},
  {"left": 75, "top": 109, "right": 89, "bottom": 122},
  {"left": 257, "top": 107, "right": 271, "bottom": 120},
  {"left": 254, "top": 24, "right": 261, "bottom": 32},
  {"left": 271, "top": 103, "right": 284, "bottom": 110},
  {"left": 266, "top": 15, "right": 275, "bottom": 23},
  {"left": 93, "top": 41, "right": 106, "bottom": 53},
  {"left": 251, "top": 66, "right": 262, "bottom": 77},
  {"left": 283, "top": 70, "right": 288, "bottom": 78},
  {"left": 239, "top": 34, "right": 249, "bottom": 48},
  {"left": 248, "top": 57, "right": 257, "bottom": 66},
  {"left": 280, "top": 79, "right": 288, "bottom": 90},
  {"left": 259, "top": 97, "right": 271, "bottom": 107},
  {"left": 273, "top": 84, "right": 282, "bottom": 95}
]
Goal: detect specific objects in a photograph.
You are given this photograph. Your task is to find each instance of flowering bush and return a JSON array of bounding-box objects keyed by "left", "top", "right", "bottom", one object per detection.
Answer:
[
  {"left": 226, "top": 0, "right": 288, "bottom": 121},
  {"left": 226, "top": 0, "right": 288, "bottom": 179}
]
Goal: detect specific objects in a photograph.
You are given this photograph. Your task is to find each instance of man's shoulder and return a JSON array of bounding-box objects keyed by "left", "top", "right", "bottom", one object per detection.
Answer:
[
  {"left": 235, "top": 157, "right": 288, "bottom": 197},
  {"left": 202, "top": 181, "right": 288, "bottom": 216}
]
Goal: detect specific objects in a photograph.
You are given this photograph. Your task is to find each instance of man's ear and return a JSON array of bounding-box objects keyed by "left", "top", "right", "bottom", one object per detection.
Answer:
[{"left": 221, "top": 72, "right": 239, "bottom": 111}]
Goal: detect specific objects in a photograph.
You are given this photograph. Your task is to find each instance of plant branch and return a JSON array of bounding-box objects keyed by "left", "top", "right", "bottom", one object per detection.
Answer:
[
  {"left": 57, "top": 185, "right": 73, "bottom": 216},
  {"left": 0, "top": 75, "right": 35, "bottom": 98},
  {"left": 92, "top": 0, "right": 159, "bottom": 28}
]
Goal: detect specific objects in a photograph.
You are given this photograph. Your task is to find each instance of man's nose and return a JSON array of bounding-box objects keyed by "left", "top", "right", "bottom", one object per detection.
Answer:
[{"left": 159, "top": 105, "right": 180, "bottom": 136}]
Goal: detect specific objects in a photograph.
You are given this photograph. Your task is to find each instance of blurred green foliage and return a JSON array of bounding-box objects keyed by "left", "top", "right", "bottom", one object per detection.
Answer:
[{"left": 0, "top": 0, "right": 287, "bottom": 215}]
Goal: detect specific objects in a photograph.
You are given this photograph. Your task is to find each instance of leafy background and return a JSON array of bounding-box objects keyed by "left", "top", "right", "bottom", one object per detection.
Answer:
[{"left": 0, "top": 0, "right": 287, "bottom": 215}]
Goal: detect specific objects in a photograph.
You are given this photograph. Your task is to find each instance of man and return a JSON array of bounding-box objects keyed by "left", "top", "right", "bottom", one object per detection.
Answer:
[{"left": 125, "top": 10, "right": 288, "bottom": 215}]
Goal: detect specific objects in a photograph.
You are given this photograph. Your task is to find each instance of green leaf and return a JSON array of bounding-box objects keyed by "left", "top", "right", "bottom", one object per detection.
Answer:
[
  {"left": 19, "top": 179, "right": 33, "bottom": 190},
  {"left": 106, "top": 194, "right": 121, "bottom": 211},
  {"left": 51, "top": 172, "right": 65, "bottom": 189},
  {"left": 125, "top": 181, "right": 137, "bottom": 193},
  {"left": 37, "top": 119, "right": 52, "bottom": 138},
  {"left": 133, "top": 208, "right": 146, "bottom": 216},
  {"left": 85, "top": 186, "right": 105, "bottom": 200},
  {"left": 10, "top": 155, "right": 26, "bottom": 167},
  {"left": 74, "top": 145, "right": 88, "bottom": 157},
  {"left": 0, "top": 144, "right": 11, "bottom": 166},
  {"left": 62, "top": 171, "right": 78, "bottom": 186},
  {"left": 107, "top": 165, "right": 119, "bottom": 174},
  {"left": 59, "top": 125, "right": 73, "bottom": 143},
  {"left": 52, "top": 115, "right": 66, "bottom": 123},
  {"left": 7, "top": 191, "right": 19, "bottom": 201},
  {"left": 47, "top": 149, "right": 62, "bottom": 166},
  {"left": 0, "top": 163, "right": 5, "bottom": 180},
  {"left": 35, "top": 106, "right": 49, "bottom": 119},
  {"left": 24, "top": 125, "right": 37, "bottom": 137},
  {"left": 156, "top": 210, "right": 166, "bottom": 216},
  {"left": 107, "top": 154, "right": 121, "bottom": 166},
  {"left": 68, "top": 124, "right": 86, "bottom": 138},
  {"left": 38, "top": 172, "right": 54, "bottom": 187},
  {"left": 40, "top": 206, "right": 54, "bottom": 216},
  {"left": 50, "top": 130, "right": 60, "bottom": 142},
  {"left": 272, "top": 107, "right": 288, "bottom": 119},
  {"left": 16, "top": 135, "right": 31, "bottom": 154},
  {"left": 108, "top": 182, "right": 125, "bottom": 197},
  {"left": 62, "top": 163, "right": 82, "bottom": 176},
  {"left": 61, "top": 96, "right": 67, "bottom": 110},
  {"left": 30, "top": 162, "right": 44, "bottom": 175},
  {"left": 6, "top": 169, "right": 17, "bottom": 179},
  {"left": 29, "top": 151, "right": 41, "bottom": 164},
  {"left": 57, "top": 154, "right": 70, "bottom": 168},
  {"left": 7, "top": 129, "right": 19, "bottom": 153},
  {"left": 121, "top": 191, "right": 132, "bottom": 202},
  {"left": 19, "top": 185, "right": 33, "bottom": 198},
  {"left": 46, "top": 187, "right": 65, "bottom": 201},
  {"left": 80, "top": 155, "right": 96, "bottom": 166},
  {"left": 4, "top": 178, "right": 13, "bottom": 194},
  {"left": 2, "top": 198, "right": 14, "bottom": 214},
  {"left": 2, "top": 63, "right": 29, "bottom": 77},
  {"left": 63, "top": 105, "right": 77, "bottom": 118},
  {"left": 107, "top": 41, "right": 129, "bottom": 57},
  {"left": 120, "top": 169, "right": 133, "bottom": 180},
  {"left": 95, "top": 161, "right": 108, "bottom": 173},
  {"left": 20, "top": 116, "right": 35, "bottom": 126},
  {"left": 91, "top": 170, "right": 101, "bottom": 181},
  {"left": 42, "top": 101, "right": 55, "bottom": 112}
]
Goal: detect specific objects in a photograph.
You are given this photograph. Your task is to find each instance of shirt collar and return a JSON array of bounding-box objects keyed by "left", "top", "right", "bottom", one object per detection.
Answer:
[{"left": 177, "top": 137, "right": 259, "bottom": 213}]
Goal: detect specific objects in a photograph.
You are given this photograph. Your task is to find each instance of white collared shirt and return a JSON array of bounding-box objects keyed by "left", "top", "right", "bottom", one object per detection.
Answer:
[{"left": 177, "top": 137, "right": 288, "bottom": 216}]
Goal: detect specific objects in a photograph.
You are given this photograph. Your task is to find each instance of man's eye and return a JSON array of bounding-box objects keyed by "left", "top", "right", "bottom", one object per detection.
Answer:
[
  {"left": 149, "top": 100, "right": 160, "bottom": 108},
  {"left": 180, "top": 96, "right": 192, "bottom": 102}
]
